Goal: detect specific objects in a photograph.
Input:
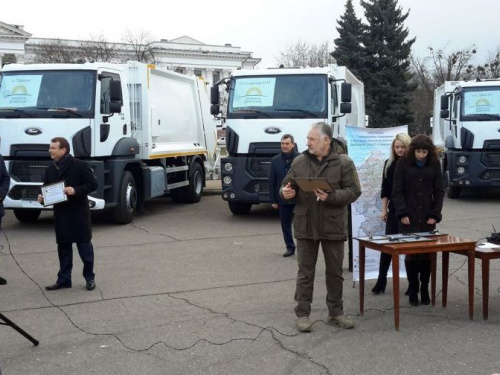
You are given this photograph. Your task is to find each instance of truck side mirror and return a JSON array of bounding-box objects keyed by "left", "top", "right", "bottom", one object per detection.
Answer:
[
  {"left": 340, "top": 102, "right": 352, "bottom": 114},
  {"left": 440, "top": 109, "right": 449, "bottom": 119},
  {"left": 341, "top": 83, "right": 352, "bottom": 103},
  {"left": 211, "top": 86, "right": 220, "bottom": 105},
  {"left": 110, "top": 80, "right": 123, "bottom": 102},
  {"left": 109, "top": 80, "right": 123, "bottom": 114},
  {"left": 211, "top": 104, "right": 220, "bottom": 116},
  {"left": 440, "top": 95, "right": 449, "bottom": 110}
]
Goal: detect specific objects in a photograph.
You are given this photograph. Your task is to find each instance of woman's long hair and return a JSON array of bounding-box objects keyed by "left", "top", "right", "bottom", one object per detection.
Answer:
[
  {"left": 405, "top": 134, "right": 439, "bottom": 164},
  {"left": 384, "top": 133, "right": 411, "bottom": 177}
]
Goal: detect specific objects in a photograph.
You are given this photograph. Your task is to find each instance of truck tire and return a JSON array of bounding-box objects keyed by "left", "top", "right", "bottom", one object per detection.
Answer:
[
  {"left": 113, "top": 171, "right": 137, "bottom": 224},
  {"left": 228, "top": 202, "right": 252, "bottom": 215},
  {"left": 447, "top": 186, "right": 460, "bottom": 199},
  {"left": 13, "top": 209, "right": 41, "bottom": 223},
  {"left": 183, "top": 162, "right": 204, "bottom": 203},
  {"left": 171, "top": 162, "right": 204, "bottom": 204},
  {"left": 444, "top": 168, "right": 460, "bottom": 199}
]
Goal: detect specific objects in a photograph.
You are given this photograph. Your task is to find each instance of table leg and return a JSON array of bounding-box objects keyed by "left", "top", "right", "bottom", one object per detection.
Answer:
[
  {"left": 430, "top": 253, "right": 437, "bottom": 307},
  {"left": 482, "top": 258, "right": 489, "bottom": 320},
  {"left": 392, "top": 253, "right": 400, "bottom": 331},
  {"left": 360, "top": 245, "right": 365, "bottom": 316},
  {"left": 468, "top": 248, "right": 475, "bottom": 320},
  {"left": 442, "top": 252, "right": 449, "bottom": 308}
]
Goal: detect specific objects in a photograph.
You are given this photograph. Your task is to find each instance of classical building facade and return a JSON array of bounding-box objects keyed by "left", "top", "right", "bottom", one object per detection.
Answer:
[{"left": 0, "top": 21, "right": 261, "bottom": 85}]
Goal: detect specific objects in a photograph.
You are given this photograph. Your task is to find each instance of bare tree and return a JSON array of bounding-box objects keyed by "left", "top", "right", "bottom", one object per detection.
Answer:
[
  {"left": 31, "top": 40, "right": 84, "bottom": 63},
  {"left": 122, "top": 30, "right": 156, "bottom": 63},
  {"left": 428, "top": 44, "right": 477, "bottom": 85},
  {"left": 474, "top": 49, "right": 500, "bottom": 79},
  {"left": 79, "top": 35, "right": 118, "bottom": 62},
  {"left": 276, "top": 40, "right": 334, "bottom": 68}
]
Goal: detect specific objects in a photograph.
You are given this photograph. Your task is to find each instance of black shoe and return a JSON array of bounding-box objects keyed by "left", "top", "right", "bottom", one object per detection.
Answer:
[
  {"left": 420, "top": 285, "right": 430, "bottom": 305},
  {"left": 86, "top": 280, "right": 96, "bottom": 291},
  {"left": 283, "top": 249, "right": 295, "bottom": 257},
  {"left": 0, "top": 276, "right": 7, "bottom": 285},
  {"left": 45, "top": 283, "right": 71, "bottom": 291},
  {"left": 371, "top": 278, "right": 387, "bottom": 294}
]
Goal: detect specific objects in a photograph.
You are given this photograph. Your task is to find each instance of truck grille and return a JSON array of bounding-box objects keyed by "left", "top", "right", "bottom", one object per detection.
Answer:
[
  {"left": 482, "top": 151, "right": 500, "bottom": 168},
  {"left": 248, "top": 157, "right": 272, "bottom": 177},
  {"left": 11, "top": 161, "right": 52, "bottom": 182},
  {"left": 8, "top": 185, "right": 41, "bottom": 200},
  {"left": 243, "top": 181, "right": 269, "bottom": 194}
]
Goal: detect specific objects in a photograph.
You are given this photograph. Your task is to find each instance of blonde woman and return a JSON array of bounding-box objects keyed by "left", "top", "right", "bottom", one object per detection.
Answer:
[{"left": 372, "top": 133, "right": 411, "bottom": 294}]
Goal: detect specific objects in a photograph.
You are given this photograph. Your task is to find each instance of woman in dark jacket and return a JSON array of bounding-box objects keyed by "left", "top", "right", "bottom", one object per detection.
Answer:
[
  {"left": 392, "top": 134, "right": 445, "bottom": 306},
  {"left": 372, "top": 133, "right": 411, "bottom": 294}
]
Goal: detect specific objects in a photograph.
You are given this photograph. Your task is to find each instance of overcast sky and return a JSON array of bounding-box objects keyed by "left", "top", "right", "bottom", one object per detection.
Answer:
[{"left": 3, "top": 0, "right": 499, "bottom": 68}]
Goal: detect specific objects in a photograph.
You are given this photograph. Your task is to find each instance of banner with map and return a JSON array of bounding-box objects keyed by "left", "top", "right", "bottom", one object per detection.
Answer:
[{"left": 346, "top": 125, "right": 409, "bottom": 282}]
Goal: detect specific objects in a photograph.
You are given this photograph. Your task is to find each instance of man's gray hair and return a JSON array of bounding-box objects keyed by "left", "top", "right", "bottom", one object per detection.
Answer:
[
  {"left": 311, "top": 122, "right": 333, "bottom": 140},
  {"left": 281, "top": 134, "right": 295, "bottom": 143}
]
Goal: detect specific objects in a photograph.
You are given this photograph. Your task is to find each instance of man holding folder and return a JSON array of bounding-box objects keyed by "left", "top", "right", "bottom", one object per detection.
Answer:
[
  {"left": 38, "top": 137, "right": 98, "bottom": 291},
  {"left": 281, "top": 122, "right": 361, "bottom": 332}
]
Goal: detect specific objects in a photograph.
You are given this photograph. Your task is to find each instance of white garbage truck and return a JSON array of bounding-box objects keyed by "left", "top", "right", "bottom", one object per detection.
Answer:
[
  {"left": 0, "top": 61, "right": 217, "bottom": 223},
  {"left": 210, "top": 65, "right": 365, "bottom": 214},
  {"left": 434, "top": 79, "right": 500, "bottom": 198}
]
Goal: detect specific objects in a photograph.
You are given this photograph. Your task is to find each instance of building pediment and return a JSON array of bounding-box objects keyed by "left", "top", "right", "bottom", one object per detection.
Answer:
[
  {"left": 0, "top": 21, "right": 32, "bottom": 40},
  {"left": 168, "top": 36, "right": 204, "bottom": 45}
]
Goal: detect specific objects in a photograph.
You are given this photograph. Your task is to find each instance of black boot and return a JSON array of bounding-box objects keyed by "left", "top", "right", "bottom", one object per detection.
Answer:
[
  {"left": 405, "top": 260, "right": 419, "bottom": 306},
  {"left": 419, "top": 259, "right": 431, "bottom": 305},
  {"left": 372, "top": 253, "right": 391, "bottom": 294}
]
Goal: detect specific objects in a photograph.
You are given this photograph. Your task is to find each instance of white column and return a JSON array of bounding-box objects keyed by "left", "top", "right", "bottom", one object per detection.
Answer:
[
  {"left": 205, "top": 69, "right": 214, "bottom": 86},
  {"left": 186, "top": 67, "right": 194, "bottom": 76},
  {"left": 15, "top": 54, "right": 25, "bottom": 64}
]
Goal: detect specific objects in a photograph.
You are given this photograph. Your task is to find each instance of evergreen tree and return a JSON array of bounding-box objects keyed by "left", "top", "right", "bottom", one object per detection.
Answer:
[
  {"left": 361, "top": 0, "right": 416, "bottom": 128},
  {"left": 331, "top": 0, "right": 366, "bottom": 80}
]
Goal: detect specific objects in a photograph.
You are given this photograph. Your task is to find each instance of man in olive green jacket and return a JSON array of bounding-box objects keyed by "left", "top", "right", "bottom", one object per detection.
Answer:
[{"left": 281, "top": 122, "right": 361, "bottom": 332}]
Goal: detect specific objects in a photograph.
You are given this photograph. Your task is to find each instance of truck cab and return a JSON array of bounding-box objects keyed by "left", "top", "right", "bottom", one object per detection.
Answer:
[
  {"left": 211, "top": 65, "right": 365, "bottom": 214},
  {"left": 435, "top": 79, "right": 500, "bottom": 197}
]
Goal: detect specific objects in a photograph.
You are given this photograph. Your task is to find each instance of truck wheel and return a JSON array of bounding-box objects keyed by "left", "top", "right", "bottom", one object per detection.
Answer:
[
  {"left": 171, "top": 162, "right": 204, "bottom": 204},
  {"left": 183, "top": 162, "right": 204, "bottom": 203},
  {"left": 113, "top": 171, "right": 137, "bottom": 224},
  {"left": 13, "top": 209, "right": 41, "bottom": 223},
  {"left": 447, "top": 186, "right": 460, "bottom": 199},
  {"left": 228, "top": 202, "right": 252, "bottom": 215},
  {"left": 444, "top": 168, "right": 460, "bottom": 199}
]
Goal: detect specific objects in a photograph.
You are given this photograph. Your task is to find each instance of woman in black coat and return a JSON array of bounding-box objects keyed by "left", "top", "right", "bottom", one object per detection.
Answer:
[
  {"left": 392, "top": 134, "right": 445, "bottom": 306},
  {"left": 372, "top": 133, "right": 411, "bottom": 294}
]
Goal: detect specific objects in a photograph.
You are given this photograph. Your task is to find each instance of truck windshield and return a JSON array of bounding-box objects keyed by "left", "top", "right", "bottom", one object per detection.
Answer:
[
  {"left": 461, "top": 86, "right": 500, "bottom": 121},
  {"left": 227, "top": 74, "right": 327, "bottom": 119},
  {"left": 0, "top": 70, "right": 96, "bottom": 118}
]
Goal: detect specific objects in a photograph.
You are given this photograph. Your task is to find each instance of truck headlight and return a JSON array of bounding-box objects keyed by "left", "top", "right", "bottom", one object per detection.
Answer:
[
  {"left": 223, "top": 176, "right": 232, "bottom": 185},
  {"left": 224, "top": 163, "right": 233, "bottom": 172},
  {"left": 457, "top": 166, "right": 466, "bottom": 174},
  {"left": 458, "top": 156, "right": 467, "bottom": 164}
]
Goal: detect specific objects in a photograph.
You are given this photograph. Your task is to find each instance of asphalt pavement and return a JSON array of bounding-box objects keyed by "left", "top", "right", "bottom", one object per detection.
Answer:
[{"left": 1, "top": 184, "right": 500, "bottom": 375}]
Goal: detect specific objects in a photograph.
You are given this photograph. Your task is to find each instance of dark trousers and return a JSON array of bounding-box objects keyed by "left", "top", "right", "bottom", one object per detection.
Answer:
[
  {"left": 279, "top": 204, "right": 295, "bottom": 251},
  {"left": 294, "top": 239, "right": 344, "bottom": 317},
  {"left": 56, "top": 241, "right": 95, "bottom": 286}
]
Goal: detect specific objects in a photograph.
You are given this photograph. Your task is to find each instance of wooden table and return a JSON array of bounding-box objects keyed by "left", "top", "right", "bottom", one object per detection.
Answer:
[
  {"left": 357, "top": 235, "right": 476, "bottom": 331},
  {"left": 442, "top": 245, "right": 500, "bottom": 320}
]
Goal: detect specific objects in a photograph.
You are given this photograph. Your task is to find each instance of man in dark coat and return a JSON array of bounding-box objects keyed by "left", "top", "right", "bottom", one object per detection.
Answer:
[
  {"left": 281, "top": 122, "right": 361, "bottom": 332},
  {"left": 0, "top": 155, "right": 10, "bottom": 285},
  {"left": 37, "top": 137, "right": 98, "bottom": 291},
  {"left": 268, "top": 134, "right": 299, "bottom": 257}
]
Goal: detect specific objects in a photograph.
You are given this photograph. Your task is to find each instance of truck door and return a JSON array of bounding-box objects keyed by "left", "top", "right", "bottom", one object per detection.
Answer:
[{"left": 93, "top": 71, "right": 129, "bottom": 157}]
